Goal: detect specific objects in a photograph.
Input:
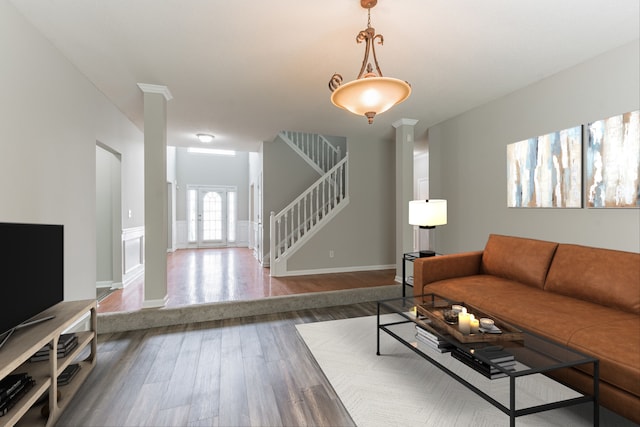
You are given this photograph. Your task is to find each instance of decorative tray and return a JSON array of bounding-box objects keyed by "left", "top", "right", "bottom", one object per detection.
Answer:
[{"left": 416, "top": 301, "right": 524, "bottom": 343}]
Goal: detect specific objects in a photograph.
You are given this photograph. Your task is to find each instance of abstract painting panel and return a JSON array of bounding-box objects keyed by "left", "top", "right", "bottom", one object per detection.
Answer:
[
  {"left": 586, "top": 110, "right": 640, "bottom": 208},
  {"left": 507, "top": 126, "right": 582, "bottom": 208}
]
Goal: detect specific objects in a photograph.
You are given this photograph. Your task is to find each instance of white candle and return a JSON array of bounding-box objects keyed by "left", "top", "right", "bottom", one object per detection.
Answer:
[
  {"left": 470, "top": 314, "right": 479, "bottom": 334},
  {"left": 452, "top": 304, "right": 464, "bottom": 313},
  {"left": 458, "top": 307, "right": 470, "bottom": 335}
]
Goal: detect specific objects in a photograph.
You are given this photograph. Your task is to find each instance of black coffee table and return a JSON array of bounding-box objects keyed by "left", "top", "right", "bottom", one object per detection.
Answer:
[{"left": 377, "top": 294, "right": 599, "bottom": 426}]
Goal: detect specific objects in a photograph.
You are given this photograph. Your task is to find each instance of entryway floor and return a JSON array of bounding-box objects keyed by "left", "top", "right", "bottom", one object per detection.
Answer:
[{"left": 98, "top": 247, "right": 396, "bottom": 314}]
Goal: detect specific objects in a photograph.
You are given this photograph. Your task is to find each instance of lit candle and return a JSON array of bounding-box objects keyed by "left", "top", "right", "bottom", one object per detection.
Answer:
[
  {"left": 410, "top": 306, "right": 417, "bottom": 317},
  {"left": 470, "top": 314, "right": 479, "bottom": 334},
  {"left": 458, "top": 307, "right": 470, "bottom": 335}
]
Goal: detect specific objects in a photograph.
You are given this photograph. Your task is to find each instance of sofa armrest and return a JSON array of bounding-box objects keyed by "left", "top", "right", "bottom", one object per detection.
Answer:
[{"left": 413, "top": 251, "right": 484, "bottom": 297}]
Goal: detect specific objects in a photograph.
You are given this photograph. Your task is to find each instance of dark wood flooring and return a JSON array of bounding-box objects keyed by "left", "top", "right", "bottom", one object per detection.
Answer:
[
  {"left": 98, "top": 247, "right": 396, "bottom": 313},
  {"left": 56, "top": 302, "right": 378, "bottom": 426},
  {"left": 70, "top": 249, "right": 394, "bottom": 425}
]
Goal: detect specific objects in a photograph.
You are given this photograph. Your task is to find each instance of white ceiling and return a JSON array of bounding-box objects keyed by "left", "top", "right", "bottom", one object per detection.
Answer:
[{"left": 10, "top": 0, "right": 640, "bottom": 152}]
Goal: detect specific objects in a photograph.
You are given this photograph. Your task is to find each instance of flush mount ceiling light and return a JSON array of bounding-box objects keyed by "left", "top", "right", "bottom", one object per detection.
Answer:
[
  {"left": 196, "top": 133, "right": 215, "bottom": 143},
  {"left": 328, "top": 0, "right": 411, "bottom": 124}
]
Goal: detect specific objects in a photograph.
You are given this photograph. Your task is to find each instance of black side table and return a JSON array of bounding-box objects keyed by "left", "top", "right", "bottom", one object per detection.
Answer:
[{"left": 402, "top": 251, "right": 435, "bottom": 297}]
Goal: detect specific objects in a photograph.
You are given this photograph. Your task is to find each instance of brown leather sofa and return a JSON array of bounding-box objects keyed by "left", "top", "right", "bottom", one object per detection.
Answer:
[{"left": 413, "top": 234, "right": 640, "bottom": 423}]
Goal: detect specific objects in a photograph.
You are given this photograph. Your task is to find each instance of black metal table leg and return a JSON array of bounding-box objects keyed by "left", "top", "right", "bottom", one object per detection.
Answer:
[
  {"left": 594, "top": 360, "right": 600, "bottom": 426},
  {"left": 510, "top": 375, "right": 516, "bottom": 427},
  {"left": 376, "top": 302, "right": 381, "bottom": 356}
]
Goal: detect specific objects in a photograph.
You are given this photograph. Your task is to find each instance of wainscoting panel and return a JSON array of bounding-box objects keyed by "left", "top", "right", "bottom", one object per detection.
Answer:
[
  {"left": 176, "top": 220, "right": 188, "bottom": 249},
  {"left": 122, "top": 226, "right": 144, "bottom": 287},
  {"left": 236, "top": 220, "right": 249, "bottom": 247}
]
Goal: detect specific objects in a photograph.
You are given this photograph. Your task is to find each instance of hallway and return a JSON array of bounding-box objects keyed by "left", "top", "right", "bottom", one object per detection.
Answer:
[{"left": 98, "top": 247, "right": 396, "bottom": 314}]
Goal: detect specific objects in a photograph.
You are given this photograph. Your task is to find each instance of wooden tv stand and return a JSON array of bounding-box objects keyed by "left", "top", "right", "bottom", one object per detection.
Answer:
[{"left": 0, "top": 300, "right": 96, "bottom": 427}]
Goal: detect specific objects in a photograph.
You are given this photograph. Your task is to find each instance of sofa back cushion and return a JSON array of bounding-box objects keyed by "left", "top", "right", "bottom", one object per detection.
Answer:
[
  {"left": 545, "top": 244, "right": 640, "bottom": 314},
  {"left": 481, "top": 234, "right": 558, "bottom": 289}
]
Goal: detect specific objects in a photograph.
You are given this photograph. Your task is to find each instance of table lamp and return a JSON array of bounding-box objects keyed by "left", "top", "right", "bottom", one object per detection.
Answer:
[{"left": 408, "top": 199, "right": 447, "bottom": 257}]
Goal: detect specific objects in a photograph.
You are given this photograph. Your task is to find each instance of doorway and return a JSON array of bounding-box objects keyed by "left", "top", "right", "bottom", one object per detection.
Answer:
[
  {"left": 187, "top": 185, "right": 237, "bottom": 247},
  {"left": 96, "top": 143, "right": 123, "bottom": 295}
]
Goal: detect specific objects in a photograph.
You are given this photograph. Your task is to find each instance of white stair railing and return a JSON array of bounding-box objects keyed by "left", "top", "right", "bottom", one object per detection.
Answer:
[
  {"left": 270, "top": 154, "right": 348, "bottom": 269},
  {"left": 280, "top": 131, "right": 342, "bottom": 174}
]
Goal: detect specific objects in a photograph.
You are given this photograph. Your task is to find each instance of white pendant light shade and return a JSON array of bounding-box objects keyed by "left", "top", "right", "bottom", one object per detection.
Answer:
[{"left": 331, "top": 76, "right": 411, "bottom": 123}]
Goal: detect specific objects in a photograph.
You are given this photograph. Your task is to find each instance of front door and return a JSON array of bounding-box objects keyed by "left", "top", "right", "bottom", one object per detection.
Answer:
[{"left": 188, "top": 186, "right": 236, "bottom": 247}]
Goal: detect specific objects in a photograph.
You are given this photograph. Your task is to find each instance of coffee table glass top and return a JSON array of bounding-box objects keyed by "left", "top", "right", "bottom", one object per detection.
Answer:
[{"left": 379, "top": 294, "right": 596, "bottom": 375}]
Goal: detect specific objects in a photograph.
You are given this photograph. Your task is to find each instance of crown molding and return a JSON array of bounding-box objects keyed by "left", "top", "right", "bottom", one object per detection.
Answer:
[{"left": 137, "top": 83, "right": 173, "bottom": 101}]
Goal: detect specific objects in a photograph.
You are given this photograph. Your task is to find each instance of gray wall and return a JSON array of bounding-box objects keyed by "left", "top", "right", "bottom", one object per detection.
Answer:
[
  {"left": 429, "top": 40, "right": 640, "bottom": 254},
  {"left": 287, "top": 135, "right": 396, "bottom": 272},
  {"left": 175, "top": 148, "right": 249, "bottom": 222},
  {"left": 0, "top": 0, "right": 144, "bottom": 300}
]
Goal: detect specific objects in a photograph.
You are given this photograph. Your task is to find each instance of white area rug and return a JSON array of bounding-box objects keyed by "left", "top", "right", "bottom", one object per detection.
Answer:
[{"left": 296, "top": 315, "right": 636, "bottom": 427}]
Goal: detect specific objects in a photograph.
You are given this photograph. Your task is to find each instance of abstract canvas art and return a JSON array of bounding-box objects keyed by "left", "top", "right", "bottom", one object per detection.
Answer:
[
  {"left": 507, "top": 126, "right": 582, "bottom": 208},
  {"left": 586, "top": 110, "right": 640, "bottom": 208}
]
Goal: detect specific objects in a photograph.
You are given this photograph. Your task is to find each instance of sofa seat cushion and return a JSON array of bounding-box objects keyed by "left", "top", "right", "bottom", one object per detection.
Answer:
[
  {"left": 427, "top": 276, "right": 594, "bottom": 343},
  {"left": 426, "top": 277, "right": 639, "bottom": 386},
  {"left": 568, "top": 318, "right": 640, "bottom": 398},
  {"left": 545, "top": 244, "right": 640, "bottom": 314},
  {"left": 481, "top": 234, "right": 558, "bottom": 289}
]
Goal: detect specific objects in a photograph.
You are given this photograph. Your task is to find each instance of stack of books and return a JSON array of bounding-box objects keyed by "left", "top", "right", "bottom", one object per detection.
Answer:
[
  {"left": 30, "top": 333, "right": 78, "bottom": 362},
  {"left": 0, "top": 373, "right": 35, "bottom": 417},
  {"left": 415, "top": 326, "right": 454, "bottom": 353},
  {"left": 451, "top": 346, "right": 516, "bottom": 379}
]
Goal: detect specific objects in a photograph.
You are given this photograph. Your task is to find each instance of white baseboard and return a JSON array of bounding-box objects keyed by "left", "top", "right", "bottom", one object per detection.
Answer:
[
  {"left": 142, "top": 295, "right": 169, "bottom": 309},
  {"left": 281, "top": 264, "right": 396, "bottom": 277},
  {"left": 96, "top": 281, "right": 113, "bottom": 289}
]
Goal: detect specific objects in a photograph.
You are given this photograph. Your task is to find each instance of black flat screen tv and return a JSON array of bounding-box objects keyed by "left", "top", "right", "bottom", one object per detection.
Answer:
[{"left": 0, "top": 222, "right": 64, "bottom": 345}]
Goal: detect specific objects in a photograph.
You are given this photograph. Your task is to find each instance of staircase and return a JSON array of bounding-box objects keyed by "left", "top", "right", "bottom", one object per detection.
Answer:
[
  {"left": 269, "top": 131, "right": 349, "bottom": 276},
  {"left": 280, "top": 130, "right": 342, "bottom": 174}
]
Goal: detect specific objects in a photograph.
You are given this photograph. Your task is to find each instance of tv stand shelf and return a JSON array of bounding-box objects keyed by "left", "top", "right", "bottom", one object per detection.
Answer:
[{"left": 0, "top": 300, "right": 96, "bottom": 427}]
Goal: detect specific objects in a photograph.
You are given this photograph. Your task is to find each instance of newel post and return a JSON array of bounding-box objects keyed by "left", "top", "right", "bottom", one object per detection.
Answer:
[{"left": 269, "top": 211, "right": 275, "bottom": 263}]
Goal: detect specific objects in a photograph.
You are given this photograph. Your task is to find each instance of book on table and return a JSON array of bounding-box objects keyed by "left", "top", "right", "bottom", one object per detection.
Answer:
[
  {"left": 0, "top": 373, "right": 35, "bottom": 417},
  {"left": 30, "top": 333, "right": 78, "bottom": 362},
  {"left": 451, "top": 347, "right": 515, "bottom": 379},
  {"left": 473, "top": 347, "right": 515, "bottom": 364},
  {"left": 415, "top": 326, "right": 454, "bottom": 353}
]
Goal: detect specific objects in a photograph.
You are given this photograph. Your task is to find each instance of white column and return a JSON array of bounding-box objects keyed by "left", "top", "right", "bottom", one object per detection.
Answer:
[
  {"left": 138, "top": 83, "right": 172, "bottom": 308},
  {"left": 392, "top": 118, "right": 418, "bottom": 280}
]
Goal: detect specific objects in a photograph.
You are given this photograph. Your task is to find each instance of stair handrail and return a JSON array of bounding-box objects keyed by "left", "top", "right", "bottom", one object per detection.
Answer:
[
  {"left": 270, "top": 154, "right": 348, "bottom": 262},
  {"left": 280, "top": 131, "right": 342, "bottom": 173}
]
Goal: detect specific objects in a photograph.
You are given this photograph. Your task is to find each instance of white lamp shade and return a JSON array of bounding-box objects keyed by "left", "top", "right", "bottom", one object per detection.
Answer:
[
  {"left": 409, "top": 199, "right": 447, "bottom": 227},
  {"left": 331, "top": 76, "right": 411, "bottom": 117}
]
